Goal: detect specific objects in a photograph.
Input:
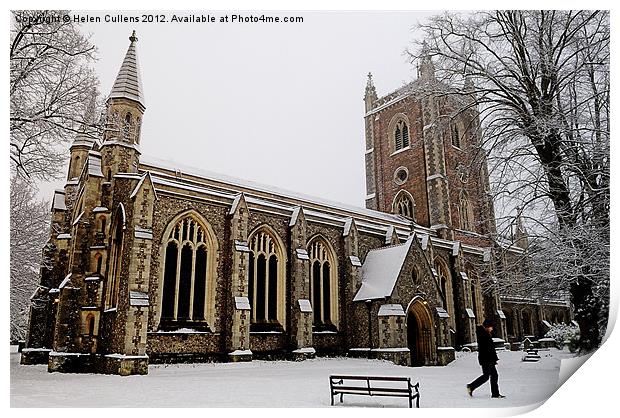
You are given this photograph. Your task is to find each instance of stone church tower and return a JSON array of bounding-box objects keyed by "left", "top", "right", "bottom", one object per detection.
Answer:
[
  {"left": 364, "top": 48, "right": 496, "bottom": 246},
  {"left": 22, "top": 31, "right": 153, "bottom": 375},
  {"left": 363, "top": 48, "right": 506, "bottom": 344}
]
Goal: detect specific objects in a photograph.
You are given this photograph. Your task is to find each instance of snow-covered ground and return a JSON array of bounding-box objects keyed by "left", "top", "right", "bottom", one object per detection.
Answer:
[{"left": 10, "top": 346, "right": 575, "bottom": 408}]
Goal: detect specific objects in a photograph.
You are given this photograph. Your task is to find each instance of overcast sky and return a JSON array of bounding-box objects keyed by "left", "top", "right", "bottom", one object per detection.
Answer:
[{"left": 38, "top": 10, "right": 436, "bottom": 207}]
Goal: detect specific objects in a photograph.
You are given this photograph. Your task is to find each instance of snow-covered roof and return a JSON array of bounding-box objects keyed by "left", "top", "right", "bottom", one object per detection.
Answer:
[
  {"left": 134, "top": 227, "right": 153, "bottom": 240},
  {"left": 70, "top": 136, "right": 95, "bottom": 149},
  {"left": 436, "top": 307, "right": 450, "bottom": 318},
  {"left": 234, "top": 240, "right": 250, "bottom": 252},
  {"left": 298, "top": 299, "right": 312, "bottom": 313},
  {"left": 228, "top": 193, "right": 243, "bottom": 215},
  {"left": 385, "top": 225, "right": 397, "bottom": 244},
  {"left": 130, "top": 171, "right": 157, "bottom": 200},
  {"left": 51, "top": 190, "right": 67, "bottom": 211},
  {"left": 129, "top": 291, "right": 149, "bottom": 307},
  {"left": 234, "top": 296, "right": 250, "bottom": 310},
  {"left": 295, "top": 248, "right": 309, "bottom": 260},
  {"left": 343, "top": 217, "right": 354, "bottom": 237},
  {"left": 289, "top": 206, "right": 302, "bottom": 227},
  {"left": 349, "top": 255, "right": 362, "bottom": 267},
  {"left": 108, "top": 31, "right": 145, "bottom": 108},
  {"left": 72, "top": 211, "right": 84, "bottom": 226},
  {"left": 87, "top": 152, "right": 103, "bottom": 177},
  {"left": 353, "top": 235, "right": 415, "bottom": 302},
  {"left": 378, "top": 304, "right": 406, "bottom": 316},
  {"left": 59, "top": 273, "right": 72, "bottom": 289},
  {"left": 140, "top": 155, "right": 418, "bottom": 238}
]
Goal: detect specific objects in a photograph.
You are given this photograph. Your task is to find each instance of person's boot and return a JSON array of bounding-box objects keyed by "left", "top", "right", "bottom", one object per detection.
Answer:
[
  {"left": 491, "top": 394, "right": 506, "bottom": 398},
  {"left": 466, "top": 384, "right": 473, "bottom": 397}
]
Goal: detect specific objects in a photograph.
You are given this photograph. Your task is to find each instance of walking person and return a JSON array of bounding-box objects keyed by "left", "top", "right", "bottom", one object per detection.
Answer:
[{"left": 467, "top": 319, "right": 505, "bottom": 398}]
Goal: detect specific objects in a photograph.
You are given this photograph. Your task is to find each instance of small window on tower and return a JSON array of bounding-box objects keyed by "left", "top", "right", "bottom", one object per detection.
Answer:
[
  {"left": 123, "top": 113, "right": 132, "bottom": 140},
  {"left": 402, "top": 123, "right": 410, "bottom": 148},
  {"left": 451, "top": 123, "right": 461, "bottom": 148},
  {"left": 100, "top": 216, "right": 106, "bottom": 234},
  {"left": 394, "top": 120, "right": 410, "bottom": 151},
  {"left": 459, "top": 190, "right": 473, "bottom": 231}
]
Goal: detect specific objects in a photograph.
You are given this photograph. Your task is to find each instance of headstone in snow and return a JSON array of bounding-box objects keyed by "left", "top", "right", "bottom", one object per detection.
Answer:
[{"left": 522, "top": 348, "right": 541, "bottom": 362}]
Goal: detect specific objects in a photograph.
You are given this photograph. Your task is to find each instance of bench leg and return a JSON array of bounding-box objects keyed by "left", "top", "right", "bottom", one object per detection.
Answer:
[
  {"left": 409, "top": 397, "right": 412, "bottom": 408},
  {"left": 330, "top": 392, "right": 334, "bottom": 406},
  {"left": 340, "top": 393, "right": 343, "bottom": 403}
]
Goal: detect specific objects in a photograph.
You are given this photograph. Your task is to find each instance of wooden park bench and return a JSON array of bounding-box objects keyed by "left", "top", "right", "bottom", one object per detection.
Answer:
[{"left": 329, "top": 375, "right": 420, "bottom": 408}]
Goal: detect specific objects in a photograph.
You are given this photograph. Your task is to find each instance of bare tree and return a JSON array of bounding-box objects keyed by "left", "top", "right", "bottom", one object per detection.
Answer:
[
  {"left": 412, "top": 11, "right": 609, "bottom": 352},
  {"left": 10, "top": 175, "right": 50, "bottom": 342},
  {"left": 10, "top": 10, "right": 99, "bottom": 181}
]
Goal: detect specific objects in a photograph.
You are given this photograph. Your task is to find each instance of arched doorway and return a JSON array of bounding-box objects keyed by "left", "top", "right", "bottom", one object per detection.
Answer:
[{"left": 406, "top": 298, "right": 435, "bottom": 366}]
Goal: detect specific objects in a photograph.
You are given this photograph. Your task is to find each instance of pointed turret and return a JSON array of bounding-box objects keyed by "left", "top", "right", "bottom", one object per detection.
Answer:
[
  {"left": 513, "top": 207, "right": 529, "bottom": 250},
  {"left": 108, "top": 30, "right": 145, "bottom": 110},
  {"left": 463, "top": 74, "right": 475, "bottom": 93},
  {"left": 364, "top": 72, "right": 377, "bottom": 112},
  {"left": 100, "top": 31, "right": 146, "bottom": 176},
  {"left": 67, "top": 88, "right": 99, "bottom": 180},
  {"left": 418, "top": 41, "right": 436, "bottom": 83}
]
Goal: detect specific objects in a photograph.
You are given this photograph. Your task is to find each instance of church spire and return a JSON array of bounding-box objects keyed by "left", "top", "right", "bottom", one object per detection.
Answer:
[
  {"left": 364, "top": 72, "right": 377, "bottom": 112},
  {"left": 108, "top": 30, "right": 145, "bottom": 110},
  {"left": 418, "top": 41, "right": 436, "bottom": 83},
  {"left": 100, "top": 31, "right": 146, "bottom": 175},
  {"left": 513, "top": 207, "right": 529, "bottom": 250}
]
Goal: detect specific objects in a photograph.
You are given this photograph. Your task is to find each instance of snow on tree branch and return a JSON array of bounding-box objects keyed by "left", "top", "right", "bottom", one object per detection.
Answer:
[
  {"left": 10, "top": 10, "right": 100, "bottom": 182},
  {"left": 410, "top": 10, "right": 609, "bottom": 352}
]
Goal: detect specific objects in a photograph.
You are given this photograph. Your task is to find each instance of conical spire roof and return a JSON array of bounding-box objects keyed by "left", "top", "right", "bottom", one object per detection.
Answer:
[{"left": 108, "top": 31, "right": 145, "bottom": 109}]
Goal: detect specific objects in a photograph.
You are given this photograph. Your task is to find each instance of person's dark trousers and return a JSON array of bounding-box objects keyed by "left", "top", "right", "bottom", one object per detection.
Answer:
[{"left": 469, "top": 363, "right": 500, "bottom": 396}]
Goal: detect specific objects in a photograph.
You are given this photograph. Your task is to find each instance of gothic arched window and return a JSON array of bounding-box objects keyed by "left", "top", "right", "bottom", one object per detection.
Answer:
[
  {"left": 458, "top": 191, "right": 473, "bottom": 231},
  {"left": 86, "top": 314, "right": 95, "bottom": 336},
  {"left": 248, "top": 228, "right": 285, "bottom": 331},
  {"left": 95, "top": 253, "right": 103, "bottom": 275},
  {"left": 434, "top": 259, "right": 455, "bottom": 328},
  {"left": 99, "top": 216, "right": 106, "bottom": 234},
  {"left": 394, "top": 120, "right": 410, "bottom": 151},
  {"left": 308, "top": 236, "right": 338, "bottom": 330},
  {"left": 394, "top": 191, "right": 415, "bottom": 220},
  {"left": 160, "top": 214, "right": 216, "bottom": 329}
]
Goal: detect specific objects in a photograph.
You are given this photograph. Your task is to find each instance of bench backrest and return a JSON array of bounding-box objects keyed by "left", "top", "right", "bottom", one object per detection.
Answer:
[{"left": 330, "top": 375, "right": 411, "bottom": 383}]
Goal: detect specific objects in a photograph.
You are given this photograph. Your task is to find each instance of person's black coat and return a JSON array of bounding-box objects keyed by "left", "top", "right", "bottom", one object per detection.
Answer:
[{"left": 476, "top": 325, "right": 499, "bottom": 366}]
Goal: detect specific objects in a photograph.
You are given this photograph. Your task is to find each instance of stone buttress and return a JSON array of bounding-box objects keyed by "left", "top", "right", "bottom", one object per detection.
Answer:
[
  {"left": 226, "top": 193, "right": 252, "bottom": 361},
  {"left": 288, "top": 206, "right": 314, "bottom": 359}
]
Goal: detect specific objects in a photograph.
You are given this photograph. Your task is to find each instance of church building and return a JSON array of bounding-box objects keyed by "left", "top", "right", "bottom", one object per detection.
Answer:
[{"left": 21, "top": 32, "right": 570, "bottom": 375}]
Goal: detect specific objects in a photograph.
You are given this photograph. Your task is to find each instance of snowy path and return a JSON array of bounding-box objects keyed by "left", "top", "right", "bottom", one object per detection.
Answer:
[{"left": 10, "top": 348, "right": 574, "bottom": 408}]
